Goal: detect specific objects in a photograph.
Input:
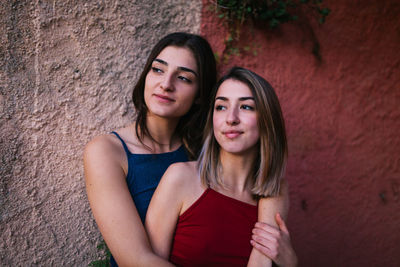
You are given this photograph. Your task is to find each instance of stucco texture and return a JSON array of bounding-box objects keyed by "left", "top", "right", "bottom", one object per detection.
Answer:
[
  {"left": 0, "top": 0, "right": 201, "bottom": 265},
  {"left": 202, "top": 0, "right": 400, "bottom": 266}
]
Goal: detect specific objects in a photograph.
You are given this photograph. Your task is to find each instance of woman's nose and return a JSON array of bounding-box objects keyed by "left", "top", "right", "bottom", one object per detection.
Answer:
[
  {"left": 226, "top": 108, "right": 239, "bottom": 125},
  {"left": 160, "top": 74, "right": 174, "bottom": 91}
]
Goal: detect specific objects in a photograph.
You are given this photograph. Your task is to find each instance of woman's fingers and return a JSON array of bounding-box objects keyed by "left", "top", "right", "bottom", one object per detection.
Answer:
[
  {"left": 251, "top": 216, "right": 285, "bottom": 261},
  {"left": 251, "top": 228, "right": 281, "bottom": 261},
  {"left": 250, "top": 239, "right": 278, "bottom": 260},
  {"left": 253, "top": 222, "right": 281, "bottom": 238},
  {"left": 252, "top": 232, "right": 278, "bottom": 246},
  {"left": 252, "top": 214, "right": 298, "bottom": 267},
  {"left": 275, "top": 213, "right": 289, "bottom": 235}
]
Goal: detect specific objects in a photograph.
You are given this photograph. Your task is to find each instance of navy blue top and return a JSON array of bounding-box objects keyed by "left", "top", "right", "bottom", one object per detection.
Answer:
[{"left": 110, "top": 131, "right": 189, "bottom": 266}]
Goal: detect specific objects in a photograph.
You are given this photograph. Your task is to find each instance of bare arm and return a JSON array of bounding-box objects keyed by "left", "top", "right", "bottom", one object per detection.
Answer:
[
  {"left": 247, "top": 181, "right": 290, "bottom": 267},
  {"left": 251, "top": 180, "right": 297, "bottom": 267},
  {"left": 84, "top": 135, "right": 173, "bottom": 267},
  {"left": 145, "top": 163, "right": 189, "bottom": 259}
]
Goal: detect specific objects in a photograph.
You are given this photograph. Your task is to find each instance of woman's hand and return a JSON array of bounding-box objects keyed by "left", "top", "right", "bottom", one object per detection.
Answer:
[{"left": 251, "top": 213, "right": 298, "bottom": 267}]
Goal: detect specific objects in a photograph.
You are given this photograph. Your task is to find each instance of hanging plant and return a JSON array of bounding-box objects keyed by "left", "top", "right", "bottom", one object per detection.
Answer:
[{"left": 211, "top": 0, "right": 331, "bottom": 58}]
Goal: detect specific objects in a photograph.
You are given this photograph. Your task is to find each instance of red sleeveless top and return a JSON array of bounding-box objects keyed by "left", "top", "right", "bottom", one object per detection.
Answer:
[{"left": 170, "top": 188, "right": 258, "bottom": 267}]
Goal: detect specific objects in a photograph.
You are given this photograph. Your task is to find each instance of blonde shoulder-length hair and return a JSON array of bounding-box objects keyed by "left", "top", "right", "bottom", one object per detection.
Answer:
[{"left": 197, "top": 67, "right": 287, "bottom": 198}]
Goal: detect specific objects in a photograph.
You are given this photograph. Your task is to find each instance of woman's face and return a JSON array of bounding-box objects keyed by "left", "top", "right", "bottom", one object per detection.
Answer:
[
  {"left": 213, "top": 79, "right": 260, "bottom": 155},
  {"left": 144, "top": 45, "right": 199, "bottom": 120}
]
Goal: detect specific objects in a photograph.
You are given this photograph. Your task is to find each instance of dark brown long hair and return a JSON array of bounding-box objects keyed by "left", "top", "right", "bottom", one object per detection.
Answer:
[{"left": 132, "top": 32, "right": 217, "bottom": 159}]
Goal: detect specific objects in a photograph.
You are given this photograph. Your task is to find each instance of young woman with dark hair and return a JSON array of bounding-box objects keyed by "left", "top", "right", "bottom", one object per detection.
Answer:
[{"left": 84, "top": 33, "right": 296, "bottom": 266}]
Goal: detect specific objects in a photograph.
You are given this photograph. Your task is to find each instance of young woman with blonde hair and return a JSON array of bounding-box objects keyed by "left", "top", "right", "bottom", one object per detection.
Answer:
[{"left": 146, "top": 67, "right": 297, "bottom": 266}]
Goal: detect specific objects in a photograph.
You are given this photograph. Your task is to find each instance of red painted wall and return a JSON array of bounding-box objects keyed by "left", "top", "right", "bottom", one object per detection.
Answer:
[{"left": 201, "top": 1, "right": 400, "bottom": 266}]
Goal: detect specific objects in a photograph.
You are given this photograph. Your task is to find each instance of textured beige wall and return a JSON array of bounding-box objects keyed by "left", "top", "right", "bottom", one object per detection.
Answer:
[{"left": 0, "top": 0, "right": 201, "bottom": 265}]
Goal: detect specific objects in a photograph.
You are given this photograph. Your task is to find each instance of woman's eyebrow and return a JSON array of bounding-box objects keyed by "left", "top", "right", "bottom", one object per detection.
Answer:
[
  {"left": 154, "top": 58, "right": 197, "bottom": 76},
  {"left": 215, "top": 96, "right": 228, "bottom": 101},
  {"left": 179, "top": 66, "right": 197, "bottom": 77},
  {"left": 239, "top": 97, "right": 254, "bottom": 101},
  {"left": 215, "top": 96, "right": 254, "bottom": 101}
]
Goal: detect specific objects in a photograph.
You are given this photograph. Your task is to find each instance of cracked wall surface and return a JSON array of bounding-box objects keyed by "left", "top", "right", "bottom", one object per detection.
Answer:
[{"left": 0, "top": 0, "right": 202, "bottom": 265}]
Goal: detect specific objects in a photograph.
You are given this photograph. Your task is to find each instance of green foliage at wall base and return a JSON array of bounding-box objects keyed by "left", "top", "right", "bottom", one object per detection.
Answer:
[{"left": 88, "top": 240, "right": 111, "bottom": 267}]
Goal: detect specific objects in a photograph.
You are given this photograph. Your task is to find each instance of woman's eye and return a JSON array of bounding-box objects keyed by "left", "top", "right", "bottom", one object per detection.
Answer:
[
  {"left": 215, "top": 105, "right": 226, "bottom": 111},
  {"left": 178, "top": 76, "right": 192, "bottom": 83},
  {"left": 241, "top": 104, "right": 254, "bottom": 110},
  {"left": 151, "top": 67, "right": 163, "bottom": 73}
]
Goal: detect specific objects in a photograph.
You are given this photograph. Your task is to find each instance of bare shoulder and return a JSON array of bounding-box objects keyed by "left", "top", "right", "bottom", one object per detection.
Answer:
[
  {"left": 84, "top": 124, "right": 138, "bottom": 161},
  {"left": 167, "top": 161, "right": 197, "bottom": 174},
  {"left": 258, "top": 178, "right": 290, "bottom": 222},
  {"left": 157, "top": 161, "right": 202, "bottom": 203},
  {"left": 85, "top": 133, "right": 117, "bottom": 151},
  {"left": 259, "top": 179, "right": 289, "bottom": 203},
  {"left": 84, "top": 133, "right": 124, "bottom": 163},
  {"left": 162, "top": 161, "right": 198, "bottom": 188},
  {"left": 162, "top": 161, "right": 205, "bottom": 215},
  {"left": 83, "top": 129, "right": 133, "bottom": 185}
]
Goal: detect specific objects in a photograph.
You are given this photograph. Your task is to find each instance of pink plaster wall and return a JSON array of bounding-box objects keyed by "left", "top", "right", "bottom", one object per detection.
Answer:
[
  {"left": 0, "top": 1, "right": 202, "bottom": 265},
  {"left": 202, "top": 0, "right": 400, "bottom": 266}
]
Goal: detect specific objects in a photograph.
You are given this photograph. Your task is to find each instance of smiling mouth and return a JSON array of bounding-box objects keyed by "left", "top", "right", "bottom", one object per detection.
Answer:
[
  {"left": 154, "top": 94, "right": 175, "bottom": 102},
  {"left": 223, "top": 131, "right": 243, "bottom": 139}
]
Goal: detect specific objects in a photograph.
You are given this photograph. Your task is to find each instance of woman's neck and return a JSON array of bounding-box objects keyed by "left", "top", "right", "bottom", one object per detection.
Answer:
[
  {"left": 217, "top": 149, "right": 257, "bottom": 194},
  {"left": 140, "top": 114, "right": 181, "bottom": 153}
]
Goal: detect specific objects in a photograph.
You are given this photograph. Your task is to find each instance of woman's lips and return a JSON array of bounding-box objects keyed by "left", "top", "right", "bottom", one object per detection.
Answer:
[
  {"left": 223, "top": 131, "right": 243, "bottom": 139},
  {"left": 154, "top": 94, "right": 175, "bottom": 103}
]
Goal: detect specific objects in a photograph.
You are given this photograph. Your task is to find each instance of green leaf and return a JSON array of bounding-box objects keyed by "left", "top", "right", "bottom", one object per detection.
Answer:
[
  {"left": 88, "top": 259, "right": 109, "bottom": 267},
  {"left": 214, "top": 52, "right": 221, "bottom": 64},
  {"left": 269, "top": 18, "right": 280, "bottom": 28},
  {"left": 276, "top": 8, "right": 288, "bottom": 17},
  {"left": 229, "top": 47, "right": 240, "bottom": 56},
  {"left": 321, "top": 8, "right": 331, "bottom": 16}
]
